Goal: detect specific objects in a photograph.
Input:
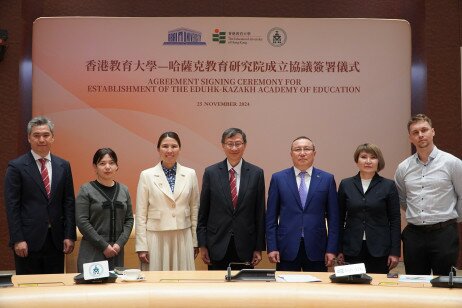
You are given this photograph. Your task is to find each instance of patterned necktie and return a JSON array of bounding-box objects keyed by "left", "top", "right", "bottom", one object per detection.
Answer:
[
  {"left": 229, "top": 168, "right": 238, "bottom": 208},
  {"left": 39, "top": 158, "right": 51, "bottom": 198},
  {"left": 299, "top": 171, "right": 308, "bottom": 208}
]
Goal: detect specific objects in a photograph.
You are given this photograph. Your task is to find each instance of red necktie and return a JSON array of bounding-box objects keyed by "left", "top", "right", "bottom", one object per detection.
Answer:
[
  {"left": 229, "top": 168, "right": 237, "bottom": 208},
  {"left": 39, "top": 158, "right": 51, "bottom": 198}
]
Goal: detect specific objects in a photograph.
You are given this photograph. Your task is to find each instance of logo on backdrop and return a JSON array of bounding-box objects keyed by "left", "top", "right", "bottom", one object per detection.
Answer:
[
  {"left": 211, "top": 28, "right": 263, "bottom": 45},
  {"left": 267, "top": 27, "right": 287, "bottom": 47},
  {"left": 163, "top": 28, "right": 206, "bottom": 45},
  {"left": 212, "top": 29, "right": 227, "bottom": 44}
]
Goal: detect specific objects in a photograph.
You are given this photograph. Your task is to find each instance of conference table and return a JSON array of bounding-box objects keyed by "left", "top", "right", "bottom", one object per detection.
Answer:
[{"left": 1, "top": 271, "right": 461, "bottom": 307}]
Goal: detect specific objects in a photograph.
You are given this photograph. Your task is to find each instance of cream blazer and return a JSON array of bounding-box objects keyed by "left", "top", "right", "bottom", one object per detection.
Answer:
[{"left": 135, "top": 162, "right": 199, "bottom": 251}]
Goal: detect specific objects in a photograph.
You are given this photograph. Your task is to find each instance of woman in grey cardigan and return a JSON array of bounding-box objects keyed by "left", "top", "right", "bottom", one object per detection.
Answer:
[{"left": 76, "top": 148, "right": 134, "bottom": 273}]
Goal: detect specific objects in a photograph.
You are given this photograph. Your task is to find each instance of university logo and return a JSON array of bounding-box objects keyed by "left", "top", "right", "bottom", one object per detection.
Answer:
[
  {"left": 267, "top": 27, "right": 287, "bottom": 47},
  {"left": 163, "top": 28, "right": 206, "bottom": 45},
  {"left": 212, "top": 28, "right": 263, "bottom": 45},
  {"left": 89, "top": 263, "right": 104, "bottom": 278},
  {"left": 212, "top": 29, "right": 226, "bottom": 44}
]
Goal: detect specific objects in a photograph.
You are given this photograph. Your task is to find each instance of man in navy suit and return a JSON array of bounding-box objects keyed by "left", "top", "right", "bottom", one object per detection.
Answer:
[
  {"left": 4, "top": 116, "right": 76, "bottom": 274},
  {"left": 266, "top": 136, "right": 339, "bottom": 271},
  {"left": 197, "top": 128, "right": 265, "bottom": 270}
]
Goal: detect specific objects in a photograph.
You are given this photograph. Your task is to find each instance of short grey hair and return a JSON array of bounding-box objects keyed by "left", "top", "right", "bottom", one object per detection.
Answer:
[
  {"left": 27, "top": 116, "right": 54, "bottom": 135},
  {"left": 221, "top": 128, "right": 247, "bottom": 144}
]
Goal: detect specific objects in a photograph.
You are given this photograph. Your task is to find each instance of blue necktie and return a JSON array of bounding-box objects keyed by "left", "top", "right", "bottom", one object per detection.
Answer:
[{"left": 299, "top": 171, "right": 308, "bottom": 208}]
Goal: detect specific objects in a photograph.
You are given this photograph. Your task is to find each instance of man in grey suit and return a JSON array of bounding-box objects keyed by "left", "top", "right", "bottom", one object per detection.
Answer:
[
  {"left": 197, "top": 128, "right": 265, "bottom": 270},
  {"left": 4, "top": 116, "right": 76, "bottom": 274}
]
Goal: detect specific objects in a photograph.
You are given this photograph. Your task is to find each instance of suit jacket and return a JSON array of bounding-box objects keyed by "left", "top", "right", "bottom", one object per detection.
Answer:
[
  {"left": 266, "top": 167, "right": 339, "bottom": 262},
  {"left": 197, "top": 159, "right": 266, "bottom": 262},
  {"left": 4, "top": 151, "right": 76, "bottom": 252},
  {"left": 337, "top": 173, "right": 401, "bottom": 257},
  {"left": 135, "top": 162, "right": 199, "bottom": 252}
]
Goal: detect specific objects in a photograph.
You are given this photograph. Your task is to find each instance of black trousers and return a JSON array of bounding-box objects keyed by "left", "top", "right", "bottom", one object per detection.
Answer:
[
  {"left": 209, "top": 236, "right": 253, "bottom": 270},
  {"left": 344, "top": 240, "right": 389, "bottom": 274},
  {"left": 277, "top": 239, "right": 327, "bottom": 272},
  {"left": 402, "top": 220, "right": 459, "bottom": 275},
  {"left": 14, "top": 229, "right": 64, "bottom": 275}
]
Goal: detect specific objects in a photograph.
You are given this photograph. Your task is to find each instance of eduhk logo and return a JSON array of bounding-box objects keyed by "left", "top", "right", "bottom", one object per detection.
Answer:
[{"left": 212, "top": 29, "right": 226, "bottom": 44}]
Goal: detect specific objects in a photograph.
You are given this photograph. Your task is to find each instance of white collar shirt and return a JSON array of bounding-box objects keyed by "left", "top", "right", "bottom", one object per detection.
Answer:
[
  {"left": 395, "top": 146, "right": 462, "bottom": 225},
  {"left": 227, "top": 159, "right": 243, "bottom": 195},
  {"left": 31, "top": 150, "right": 52, "bottom": 185}
]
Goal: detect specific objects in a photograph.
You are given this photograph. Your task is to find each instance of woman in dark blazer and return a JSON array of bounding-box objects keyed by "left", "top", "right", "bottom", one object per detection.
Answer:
[{"left": 337, "top": 143, "right": 400, "bottom": 274}]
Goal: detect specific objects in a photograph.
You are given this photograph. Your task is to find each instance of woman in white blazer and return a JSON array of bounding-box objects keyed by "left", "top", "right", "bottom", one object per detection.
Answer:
[{"left": 135, "top": 132, "right": 199, "bottom": 270}]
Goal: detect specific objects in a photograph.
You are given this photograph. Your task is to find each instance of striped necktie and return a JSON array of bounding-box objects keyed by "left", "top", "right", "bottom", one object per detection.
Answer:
[
  {"left": 229, "top": 168, "right": 237, "bottom": 208},
  {"left": 39, "top": 158, "right": 51, "bottom": 198}
]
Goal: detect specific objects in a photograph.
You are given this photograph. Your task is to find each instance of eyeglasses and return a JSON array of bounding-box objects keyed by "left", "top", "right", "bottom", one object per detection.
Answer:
[
  {"left": 224, "top": 141, "right": 244, "bottom": 148},
  {"left": 292, "top": 147, "right": 314, "bottom": 153}
]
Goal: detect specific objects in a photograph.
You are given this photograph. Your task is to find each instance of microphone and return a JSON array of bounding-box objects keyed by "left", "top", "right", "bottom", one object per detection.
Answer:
[
  {"left": 449, "top": 266, "right": 457, "bottom": 287},
  {"left": 430, "top": 265, "right": 462, "bottom": 288},
  {"left": 226, "top": 262, "right": 251, "bottom": 281}
]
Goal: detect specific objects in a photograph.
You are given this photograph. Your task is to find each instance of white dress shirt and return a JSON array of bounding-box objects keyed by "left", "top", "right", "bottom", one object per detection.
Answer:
[
  {"left": 294, "top": 166, "right": 313, "bottom": 194},
  {"left": 227, "top": 159, "right": 243, "bottom": 195},
  {"left": 395, "top": 146, "right": 462, "bottom": 225},
  {"left": 31, "top": 150, "right": 52, "bottom": 186}
]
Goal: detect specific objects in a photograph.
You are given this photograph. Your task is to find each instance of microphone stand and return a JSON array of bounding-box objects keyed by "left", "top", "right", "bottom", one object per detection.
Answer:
[
  {"left": 226, "top": 262, "right": 251, "bottom": 281},
  {"left": 448, "top": 266, "right": 457, "bottom": 288},
  {"left": 430, "top": 265, "right": 462, "bottom": 288}
]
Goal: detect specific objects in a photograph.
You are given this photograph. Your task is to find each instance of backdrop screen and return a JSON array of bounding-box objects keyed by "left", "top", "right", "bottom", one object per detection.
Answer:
[{"left": 32, "top": 17, "right": 411, "bottom": 203}]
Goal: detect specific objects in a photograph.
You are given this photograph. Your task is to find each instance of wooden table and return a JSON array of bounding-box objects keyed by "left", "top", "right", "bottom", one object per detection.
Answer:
[{"left": 1, "top": 271, "right": 461, "bottom": 307}]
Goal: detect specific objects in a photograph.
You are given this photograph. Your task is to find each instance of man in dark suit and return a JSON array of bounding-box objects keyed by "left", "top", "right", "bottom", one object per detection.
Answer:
[
  {"left": 4, "top": 116, "right": 76, "bottom": 274},
  {"left": 197, "top": 128, "right": 265, "bottom": 270},
  {"left": 266, "top": 136, "right": 339, "bottom": 272}
]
